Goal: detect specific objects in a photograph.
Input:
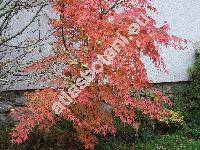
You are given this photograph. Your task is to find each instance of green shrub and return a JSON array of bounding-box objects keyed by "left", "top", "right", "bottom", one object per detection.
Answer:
[
  {"left": 186, "top": 52, "right": 199, "bottom": 124},
  {"left": 170, "top": 49, "right": 200, "bottom": 140},
  {"left": 0, "top": 119, "right": 84, "bottom": 150},
  {"left": 0, "top": 122, "right": 13, "bottom": 149},
  {"left": 185, "top": 51, "right": 200, "bottom": 126}
]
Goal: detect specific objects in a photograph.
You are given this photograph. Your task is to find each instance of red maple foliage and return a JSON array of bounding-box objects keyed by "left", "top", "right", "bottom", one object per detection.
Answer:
[{"left": 11, "top": 0, "right": 187, "bottom": 149}]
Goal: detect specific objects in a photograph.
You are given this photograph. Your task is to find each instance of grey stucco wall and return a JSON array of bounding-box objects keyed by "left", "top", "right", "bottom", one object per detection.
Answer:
[
  {"left": 1, "top": 0, "right": 200, "bottom": 91},
  {"left": 144, "top": 0, "right": 200, "bottom": 83}
]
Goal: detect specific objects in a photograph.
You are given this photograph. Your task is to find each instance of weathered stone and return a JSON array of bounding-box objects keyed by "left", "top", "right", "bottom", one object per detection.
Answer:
[
  {"left": 0, "top": 101, "right": 14, "bottom": 113},
  {"left": 14, "top": 95, "right": 27, "bottom": 106},
  {"left": 0, "top": 113, "right": 13, "bottom": 124},
  {"left": 100, "top": 102, "right": 112, "bottom": 112}
]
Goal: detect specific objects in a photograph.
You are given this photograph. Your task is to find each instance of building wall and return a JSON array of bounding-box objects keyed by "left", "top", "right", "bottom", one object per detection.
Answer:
[
  {"left": 1, "top": 0, "right": 200, "bottom": 91},
  {"left": 144, "top": 0, "right": 199, "bottom": 83}
]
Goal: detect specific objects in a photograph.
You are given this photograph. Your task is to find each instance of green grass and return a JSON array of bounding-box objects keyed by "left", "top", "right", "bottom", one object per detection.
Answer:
[
  {"left": 95, "top": 134, "right": 200, "bottom": 150},
  {"left": 134, "top": 134, "right": 200, "bottom": 150}
]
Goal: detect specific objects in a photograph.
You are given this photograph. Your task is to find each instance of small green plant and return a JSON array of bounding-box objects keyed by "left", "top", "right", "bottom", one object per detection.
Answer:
[{"left": 160, "top": 110, "right": 184, "bottom": 125}]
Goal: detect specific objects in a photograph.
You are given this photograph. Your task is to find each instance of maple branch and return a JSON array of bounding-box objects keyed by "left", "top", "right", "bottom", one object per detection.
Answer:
[
  {"left": 0, "top": 5, "right": 44, "bottom": 47},
  {"left": 60, "top": 4, "right": 68, "bottom": 52},
  {"left": 103, "top": 0, "right": 124, "bottom": 14},
  {"left": 0, "top": 0, "right": 50, "bottom": 88}
]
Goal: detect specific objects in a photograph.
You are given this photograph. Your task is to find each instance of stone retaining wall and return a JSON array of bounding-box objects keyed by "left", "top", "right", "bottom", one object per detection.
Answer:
[{"left": 0, "top": 82, "right": 187, "bottom": 124}]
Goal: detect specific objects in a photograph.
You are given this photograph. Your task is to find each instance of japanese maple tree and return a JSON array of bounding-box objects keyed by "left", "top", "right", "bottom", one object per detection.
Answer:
[{"left": 11, "top": 0, "right": 187, "bottom": 149}]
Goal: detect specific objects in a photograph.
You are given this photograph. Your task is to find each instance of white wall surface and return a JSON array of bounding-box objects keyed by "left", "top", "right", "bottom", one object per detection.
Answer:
[
  {"left": 144, "top": 0, "right": 200, "bottom": 83},
  {"left": 1, "top": 0, "right": 200, "bottom": 91}
]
